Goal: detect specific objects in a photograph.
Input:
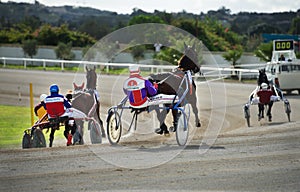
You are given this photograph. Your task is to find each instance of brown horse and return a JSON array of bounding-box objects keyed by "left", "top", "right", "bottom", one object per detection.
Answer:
[
  {"left": 149, "top": 43, "right": 201, "bottom": 134},
  {"left": 71, "top": 66, "right": 105, "bottom": 143}
]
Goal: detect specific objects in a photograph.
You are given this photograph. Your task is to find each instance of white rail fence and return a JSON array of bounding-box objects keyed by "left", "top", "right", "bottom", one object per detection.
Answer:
[{"left": 1, "top": 57, "right": 266, "bottom": 81}]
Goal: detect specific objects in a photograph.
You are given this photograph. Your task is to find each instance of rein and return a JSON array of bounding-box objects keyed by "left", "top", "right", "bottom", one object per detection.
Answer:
[{"left": 156, "top": 70, "right": 182, "bottom": 85}]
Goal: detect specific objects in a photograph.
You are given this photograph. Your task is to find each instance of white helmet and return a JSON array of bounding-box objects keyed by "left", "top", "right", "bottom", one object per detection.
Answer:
[
  {"left": 261, "top": 83, "right": 268, "bottom": 90},
  {"left": 40, "top": 94, "right": 47, "bottom": 102},
  {"left": 129, "top": 65, "right": 140, "bottom": 75}
]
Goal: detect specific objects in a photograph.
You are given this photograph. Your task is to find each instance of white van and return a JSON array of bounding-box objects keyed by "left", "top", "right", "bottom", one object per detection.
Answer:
[{"left": 265, "top": 39, "right": 300, "bottom": 94}]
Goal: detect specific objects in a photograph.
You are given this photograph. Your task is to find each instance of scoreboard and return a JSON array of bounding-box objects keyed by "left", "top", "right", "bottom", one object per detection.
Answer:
[{"left": 273, "top": 40, "right": 294, "bottom": 51}]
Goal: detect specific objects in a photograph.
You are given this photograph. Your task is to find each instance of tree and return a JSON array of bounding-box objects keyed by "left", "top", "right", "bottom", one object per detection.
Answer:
[
  {"left": 131, "top": 45, "right": 145, "bottom": 63},
  {"left": 222, "top": 48, "right": 243, "bottom": 78},
  {"left": 128, "top": 15, "right": 165, "bottom": 25},
  {"left": 289, "top": 16, "right": 300, "bottom": 34},
  {"left": 37, "top": 24, "right": 58, "bottom": 46},
  {"left": 22, "top": 39, "right": 38, "bottom": 58},
  {"left": 55, "top": 42, "right": 75, "bottom": 60},
  {"left": 254, "top": 42, "right": 273, "bottom": 62},
  {"left": 222, "top": 48, "right": 243, "bottom": 67}
]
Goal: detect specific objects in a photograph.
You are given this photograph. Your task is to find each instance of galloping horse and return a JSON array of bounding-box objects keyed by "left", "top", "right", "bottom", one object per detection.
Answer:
[
  {"left": 149, "top": 43, "right": 201, "bottom": 134},
  {"left": 71, "top": 66, "right": 105, "bottom": 144}
]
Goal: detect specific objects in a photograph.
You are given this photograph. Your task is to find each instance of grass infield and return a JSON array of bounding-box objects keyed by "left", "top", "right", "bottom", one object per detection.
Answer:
[{"left": 0, "top": 105, "right": 63, "bottom": 149}]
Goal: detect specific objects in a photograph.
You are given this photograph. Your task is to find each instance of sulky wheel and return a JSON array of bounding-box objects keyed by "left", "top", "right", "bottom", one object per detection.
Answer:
[
  {"left": 244, "top": 104, "right": 251, "bottom": 127},
  {"left": 22, "top": 131, "right": 31, "bottom": 149},
  {"left": 176, "top": 105, "right": 190, "bottom": 146},
  {"left": 107, "top": 110, "right": 122, "bottom": 145},
  {"left": 31, "top": 129, "right": 46, "bottom": 148},
  {"left": 284, "top": 100, "right": 291, "bottom": 122}
]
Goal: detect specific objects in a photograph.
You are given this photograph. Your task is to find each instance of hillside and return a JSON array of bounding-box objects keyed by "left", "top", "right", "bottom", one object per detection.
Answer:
[{"left": 1, "top": 2, "right": 299, "bottom": 36}]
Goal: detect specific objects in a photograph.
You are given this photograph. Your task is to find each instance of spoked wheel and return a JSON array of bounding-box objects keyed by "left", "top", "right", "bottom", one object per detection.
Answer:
[
  {"left": 176, "top": 105, "right": 190, "bottom": 146},
  {"left": 107, "top": 110, "right": 122, "bottom": 145},
  {"left": 244, "top": 104, "right": 250, "bottom": 127},
  {"left": 284, "top": 100, "right": 291, "bottom": 122},
  {"left": 31, "top": 129, "right": 46, "bottom": 148},
  {"left": 22, "top": 131, "right": 31, "bottom": 149},
  {"left": 89, "top": 120, "right": 102, "bottom": 144}
]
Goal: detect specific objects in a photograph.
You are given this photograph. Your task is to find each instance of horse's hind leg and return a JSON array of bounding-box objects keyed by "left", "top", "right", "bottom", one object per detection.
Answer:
[
  {"left": 154, "top": 106, "right": 169, "bottom": 135},
  {"left": 190, "top": 96, "right": 201, "bottom": 127},
  {"left": 170, "top": 109, "right": 180, "bottom": 132},
  {"left": 96, "top": 102, "right": 106, "bottom": 138}
]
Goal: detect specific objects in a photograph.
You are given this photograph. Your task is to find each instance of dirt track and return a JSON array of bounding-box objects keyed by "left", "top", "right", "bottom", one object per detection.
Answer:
[{"left": 0, "top": 69, "right": 299, "bottom": 191}]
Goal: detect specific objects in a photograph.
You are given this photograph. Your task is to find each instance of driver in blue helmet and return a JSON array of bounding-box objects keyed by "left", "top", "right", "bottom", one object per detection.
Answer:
[
  {"left": 45, "top": 84, "right": 71, "bottom": 107},
  {"left": 43, "top": 84, "right": 74, "bottom": 146}
]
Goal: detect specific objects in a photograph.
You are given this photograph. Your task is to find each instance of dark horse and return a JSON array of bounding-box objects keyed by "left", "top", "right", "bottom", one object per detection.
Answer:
[
  {"left": 71, "top": 66, "right": 105, "bottom": 144},
  {"left": 149, "top": 43, "right": 201, "bottom": 135}
]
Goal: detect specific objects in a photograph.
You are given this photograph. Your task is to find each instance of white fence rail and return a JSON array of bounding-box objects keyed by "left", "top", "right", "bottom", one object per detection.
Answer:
[{"left": 1, "top": 57, "right": 266, "bottom": 80}]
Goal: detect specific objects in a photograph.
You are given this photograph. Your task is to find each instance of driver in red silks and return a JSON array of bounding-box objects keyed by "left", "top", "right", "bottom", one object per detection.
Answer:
[{"left": 257, "top": 82, "right": 274, "bottom": 122}]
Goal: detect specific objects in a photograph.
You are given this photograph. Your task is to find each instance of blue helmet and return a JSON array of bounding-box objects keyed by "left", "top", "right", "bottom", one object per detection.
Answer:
[{"left": 50, "top": 84, "right": 59, "bottom": 93}]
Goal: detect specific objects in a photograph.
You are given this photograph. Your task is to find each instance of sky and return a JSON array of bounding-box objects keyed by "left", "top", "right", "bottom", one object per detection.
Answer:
[{"left": 2, "top": 0, "right": 300, "bottom": 14}]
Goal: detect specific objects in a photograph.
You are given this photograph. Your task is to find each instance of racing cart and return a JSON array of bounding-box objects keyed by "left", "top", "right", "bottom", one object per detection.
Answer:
[
  {"left": 22, "top": 108, "right": 103, "bottom": 148},
  {"left": 106, "top": 72, "right": 191, "bottom": 146},
  {"left": 243, "top": 84, "right": 291, "bottom": 127}
]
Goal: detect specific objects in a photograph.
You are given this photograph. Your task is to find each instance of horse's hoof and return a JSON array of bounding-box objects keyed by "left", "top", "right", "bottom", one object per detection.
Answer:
[
  {"left": 155, "top": 128, "right": 164, "bottom": 135},
  {"left": 164, "top": 132, "right": 170, "bottom": 137},
  {"left": 196, "top": 122, "right": 201, "bottom": 127},
  {"left": 169, "top": 126, "right": 176, "bottom": 132}
]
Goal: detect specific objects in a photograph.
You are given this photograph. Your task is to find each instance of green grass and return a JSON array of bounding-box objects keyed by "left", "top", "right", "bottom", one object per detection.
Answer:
[{"left": 0, "top": 105, "right": 64, "bottom": 149}]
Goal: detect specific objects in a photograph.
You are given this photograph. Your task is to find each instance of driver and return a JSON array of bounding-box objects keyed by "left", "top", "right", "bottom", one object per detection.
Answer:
[
  {"left": 43, "top": 84, "right": 75, "bottom": 146},
  {"left": 123, "top": 65, "right": 158, "bottom": 107},
  {"left": 256, "top": 83, "right": 274, "bottom": 122}
]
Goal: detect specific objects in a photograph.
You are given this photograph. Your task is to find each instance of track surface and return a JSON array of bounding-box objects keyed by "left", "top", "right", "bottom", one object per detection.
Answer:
[{"left": 0, "top": 69, "right": 299, "bottom": 191}]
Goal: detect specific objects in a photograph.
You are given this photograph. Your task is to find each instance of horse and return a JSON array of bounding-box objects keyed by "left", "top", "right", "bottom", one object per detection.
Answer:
[
  {"left": 148, "top": 43, "right": 201, "bottom": 134},
  {"left": 257, "top": 68, "right": 269, "bottom": 86},
  {"left": 71, "top": 66, "right": 105, "bottom": 144}
]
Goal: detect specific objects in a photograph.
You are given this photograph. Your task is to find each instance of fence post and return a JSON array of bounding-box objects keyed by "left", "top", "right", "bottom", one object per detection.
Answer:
[
  {"left": 61, "top": 62, "right": 64, "bottom": 71},
  {"left": 238, "top": 71, "right": 241, "bottom": 81},
  {"left": 43, "top": 60, "right": 46, "bottom": 70},
  {"left": 29, "top": 83, "right": 34, "bottom": 126},
  {"left": 24, "top": 60, "right": 27, "bottom": 69},
  {"left": 106, "top": 65, "right": 109, "bottom": 73},
  {"left": 3, "top": 58, "right": 6, "bottom": 67}
]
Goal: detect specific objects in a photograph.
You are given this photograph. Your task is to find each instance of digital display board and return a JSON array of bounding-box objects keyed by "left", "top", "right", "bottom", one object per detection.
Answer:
[{"left": 273, "top": 40, "right": 294, "bottom": 51}]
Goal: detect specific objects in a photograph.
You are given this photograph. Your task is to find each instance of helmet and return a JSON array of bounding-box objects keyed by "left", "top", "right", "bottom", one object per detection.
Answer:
[
  {"left": 40, "top": 94, "right": 47, "bottom": 102},
  {"left": 261, "top": 83, "right": 268, "bottom": 90},
  {"left": 129, "top": 65, "right": 140, "bottom": 75},
  {"left": 66, "top": 90, "right": 73, "bottom": 95},
  {"left": 49, "top": 84, "right": 59, "bottom": 93}
]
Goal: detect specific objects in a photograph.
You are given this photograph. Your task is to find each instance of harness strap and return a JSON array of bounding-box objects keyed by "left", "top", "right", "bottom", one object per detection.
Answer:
[{"left": 88, "top": 93, "right": 97, "bottom": 118}]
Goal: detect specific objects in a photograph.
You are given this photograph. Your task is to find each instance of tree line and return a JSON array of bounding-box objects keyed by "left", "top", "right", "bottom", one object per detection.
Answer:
[{"left": 1, "top": 2, "right": 299, "bottom": 63}]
